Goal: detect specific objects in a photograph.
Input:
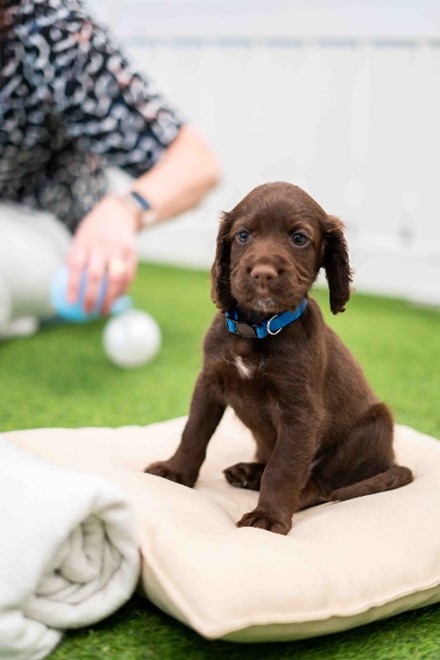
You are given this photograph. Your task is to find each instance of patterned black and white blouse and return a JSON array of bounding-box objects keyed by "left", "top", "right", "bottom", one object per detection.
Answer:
[{"left": 0, "top": 0, "right": 185, "bottom": 231}]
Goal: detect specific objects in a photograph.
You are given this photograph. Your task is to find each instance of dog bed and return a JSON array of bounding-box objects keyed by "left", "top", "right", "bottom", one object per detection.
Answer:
[{"left": 7, "top": 411, "right": 440, "bottom": 642}]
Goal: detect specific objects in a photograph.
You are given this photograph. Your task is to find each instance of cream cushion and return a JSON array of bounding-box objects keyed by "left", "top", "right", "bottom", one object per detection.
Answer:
[{"left": 7, "top": 412, "right": 440, "bottom": 642}]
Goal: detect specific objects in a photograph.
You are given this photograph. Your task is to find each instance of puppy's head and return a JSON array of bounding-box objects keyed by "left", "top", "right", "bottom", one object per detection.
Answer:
[{"left": 211, "top": 182, "right": 352, "bottom": 315}]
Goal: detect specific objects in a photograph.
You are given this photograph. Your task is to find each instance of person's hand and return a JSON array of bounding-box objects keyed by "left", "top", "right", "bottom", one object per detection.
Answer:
[{"left": 66, "top": 196, "right": 138, "bottom": 315}]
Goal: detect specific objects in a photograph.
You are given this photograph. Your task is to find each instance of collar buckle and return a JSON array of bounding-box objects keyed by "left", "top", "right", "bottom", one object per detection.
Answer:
[
  {"left": 232, "top": 320, "right": 258, "bottom": 339},
  {"left": 225, "top": 316, "right": 256, "bottom": 338}
]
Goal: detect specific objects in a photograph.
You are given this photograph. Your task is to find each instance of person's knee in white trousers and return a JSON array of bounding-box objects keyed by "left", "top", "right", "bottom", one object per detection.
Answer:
[{"left": 0, "top": 204, "right": 71, "bottom": 338}]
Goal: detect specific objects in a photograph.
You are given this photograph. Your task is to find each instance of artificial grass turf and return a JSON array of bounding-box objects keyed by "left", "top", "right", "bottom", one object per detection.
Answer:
[{"left": 0, "top": 261, "right": 439, "bottom": 659}]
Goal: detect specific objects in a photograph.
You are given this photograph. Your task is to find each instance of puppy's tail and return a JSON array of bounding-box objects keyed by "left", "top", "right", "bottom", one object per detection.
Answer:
[{"left": 329, "top": 465, "right": 413, "bottom": 502}]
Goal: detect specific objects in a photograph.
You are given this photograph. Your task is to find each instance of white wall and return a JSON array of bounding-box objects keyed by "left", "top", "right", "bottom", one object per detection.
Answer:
[{"left": 90, "top": 1, "right": 440, "bottom": 305}]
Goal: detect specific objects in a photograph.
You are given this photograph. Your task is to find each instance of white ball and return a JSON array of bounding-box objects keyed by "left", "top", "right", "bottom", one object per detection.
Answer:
[{"left": 103, "top": 310, "right": 161, "bottom": 368}]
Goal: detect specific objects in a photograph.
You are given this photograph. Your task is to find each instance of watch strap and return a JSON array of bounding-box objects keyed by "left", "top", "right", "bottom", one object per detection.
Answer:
[
  {"left": 118, "top": 190, "right": 157, "bottom": 229},
  {"left": 129, "top": 190, "right": 151, "bottom": 212}
]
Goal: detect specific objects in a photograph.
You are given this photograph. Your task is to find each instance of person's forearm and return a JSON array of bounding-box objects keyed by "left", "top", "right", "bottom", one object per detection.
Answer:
[{"left": 129, "top": 124, "right": 221, "bottom": 226}]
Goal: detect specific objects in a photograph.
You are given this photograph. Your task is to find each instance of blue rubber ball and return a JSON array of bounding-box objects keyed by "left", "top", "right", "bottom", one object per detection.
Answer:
[{"left": 50, "top": 265, "right": 108, "bottom": 322}]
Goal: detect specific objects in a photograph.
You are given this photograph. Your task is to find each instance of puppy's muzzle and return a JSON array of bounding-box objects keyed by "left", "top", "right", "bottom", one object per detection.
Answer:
[
  {"left": 230, "top": 255, "right": 288, "bottom": 309},
  {"left": 249, "top": 264, "right": 279, "bottom": 289}
]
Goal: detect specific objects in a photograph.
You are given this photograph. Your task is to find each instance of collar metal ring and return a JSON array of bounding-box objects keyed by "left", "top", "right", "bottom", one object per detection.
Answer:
[{"left": 266, "top": 316, "right": 282, "bottom": 335}]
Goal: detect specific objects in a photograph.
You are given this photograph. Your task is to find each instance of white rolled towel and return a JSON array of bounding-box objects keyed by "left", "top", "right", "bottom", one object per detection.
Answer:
[{"left": 0, "top": 436, "right": 140, "bottom": 660}]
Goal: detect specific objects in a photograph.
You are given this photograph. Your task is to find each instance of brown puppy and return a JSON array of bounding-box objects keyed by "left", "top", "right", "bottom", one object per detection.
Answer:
[{"left": 145, "top": 182, "right": 413, "bottom": 535}]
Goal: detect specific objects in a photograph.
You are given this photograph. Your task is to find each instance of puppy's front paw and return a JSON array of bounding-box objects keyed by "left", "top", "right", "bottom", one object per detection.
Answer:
[
  {"left": 144, "top": 461, "right": 196, "bottom": 487},
  {"left": 236, "top": 508, "right": 292, "bottom": 535}
]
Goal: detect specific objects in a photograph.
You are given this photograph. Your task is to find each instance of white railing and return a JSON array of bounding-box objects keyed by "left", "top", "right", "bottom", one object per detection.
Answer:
[{"left": 92, "top": 0, "right": 440, "bottom": 304}]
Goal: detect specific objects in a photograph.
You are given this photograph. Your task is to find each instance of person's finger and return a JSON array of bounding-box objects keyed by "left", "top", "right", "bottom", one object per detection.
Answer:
[
  {"left": 102, "top": 254, "right": 130, "bottom": 314},
  {"left": 124, "top": 246, "right": 138, "bottom": 284},
  {"left": 83, "top": 251, "right": 106, "bottom": 313},
  {"left": 66, "top": 247, "right": 88, "bottom": 304},
  {"left": 102, "top": 245, "right": 137, "bottom": 314}
]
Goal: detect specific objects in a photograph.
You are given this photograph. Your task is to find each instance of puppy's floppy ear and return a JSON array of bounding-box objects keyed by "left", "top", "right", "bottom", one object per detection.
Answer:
[
  {"left": 321, "top": 215, "right": 353, "bottom": 314},
  {"left": 210, "top": 211, "right": 236, "bottom": 311}
]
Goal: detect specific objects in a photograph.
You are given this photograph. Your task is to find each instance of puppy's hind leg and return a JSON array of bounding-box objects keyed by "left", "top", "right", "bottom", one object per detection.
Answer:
[
  {"left": 318, "top": 402, "right": 414, "bottom": 503},
  {"left": 330, "top": 465, "right": 413, "bottom": 502},
  {"left": 224, "top": 462, "right": 266, "bottom": 490},
  {"left": 224, "top": 425, "right": 275, "bottom": 490}
]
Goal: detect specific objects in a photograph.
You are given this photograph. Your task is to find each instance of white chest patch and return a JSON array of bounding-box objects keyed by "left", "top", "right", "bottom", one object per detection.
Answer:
[{"left": 234, "top": 356, "right": 253, "bottom": 379}]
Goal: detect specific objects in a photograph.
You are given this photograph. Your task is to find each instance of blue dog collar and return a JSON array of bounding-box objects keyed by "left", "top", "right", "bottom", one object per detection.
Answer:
[{"left": 225, "top": 299, "right": 308, "bottom": 339}]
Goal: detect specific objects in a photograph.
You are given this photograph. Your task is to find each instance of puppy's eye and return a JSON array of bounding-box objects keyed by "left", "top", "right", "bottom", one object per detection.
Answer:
[
  {"left": 291, "top": 232, "right": 308, "bottom": 247},
  {"left": 236, "top": 230, "right": 250, "bottom": 243}
]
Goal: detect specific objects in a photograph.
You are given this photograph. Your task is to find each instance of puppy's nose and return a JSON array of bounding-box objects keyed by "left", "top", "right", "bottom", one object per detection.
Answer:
[{"left": 250, "top": 264, "right": 278, "bottom": 285}]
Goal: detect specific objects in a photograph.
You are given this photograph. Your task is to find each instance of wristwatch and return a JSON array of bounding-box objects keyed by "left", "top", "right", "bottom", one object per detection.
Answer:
[{"left": 118, "top": 190, "right": 157, "bottom": 229}]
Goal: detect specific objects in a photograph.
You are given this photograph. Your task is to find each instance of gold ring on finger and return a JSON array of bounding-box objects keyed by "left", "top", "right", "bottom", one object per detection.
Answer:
[{"left": 108, "top": 258, "right": 127, "bottom": 278}]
